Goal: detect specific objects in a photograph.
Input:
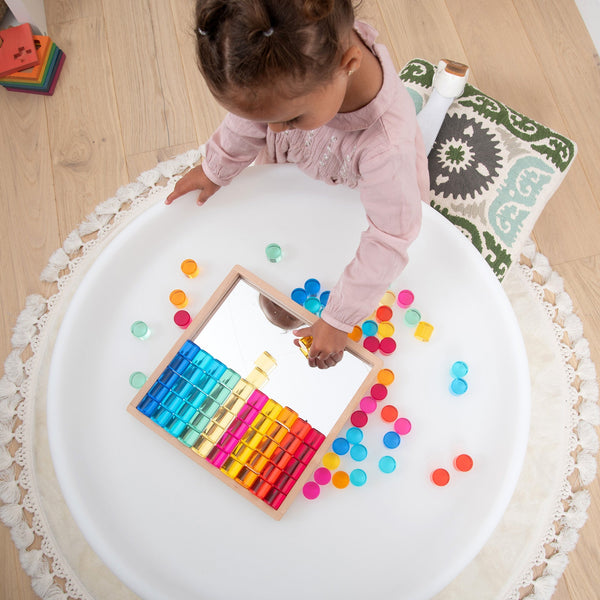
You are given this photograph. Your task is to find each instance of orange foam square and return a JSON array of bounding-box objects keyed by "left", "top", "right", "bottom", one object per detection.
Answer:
[
  {"left": 0, "top": 24, "right": 39, "bottom": 78},
  {"left": 2, "top": 36, "right": 52, "bottom": 83}
]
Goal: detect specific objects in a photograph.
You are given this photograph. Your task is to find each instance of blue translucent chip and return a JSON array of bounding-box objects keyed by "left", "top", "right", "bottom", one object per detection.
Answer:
[
  {"left": 350, "top": 444, "right": 368, "bottom": 461},
  {"left": 379, "top": 456, "right": 396, "bottom": 474},
  {"left": 383, "top": 431, "right": 401, "bottom": 449},
  {"left": 346, "top": 427, "right": 364, "bottom": 445},
  {"left": 450, "top": 378, "right": 468, "bottom": 395},
  {"left": 332, "top": 437, "right": 350, "bottom": 456},
  {"left": 304, "top": 278, "right": 321, "bottom": 296},
  {"left": 350, "top": 469, "right": 367, "bottom": 487},
  {"left": 291, "top": 288, "right": 308, "bottom": 305},
  {"left": 451, "top": 361, "right": 469, "bottom": 378}
]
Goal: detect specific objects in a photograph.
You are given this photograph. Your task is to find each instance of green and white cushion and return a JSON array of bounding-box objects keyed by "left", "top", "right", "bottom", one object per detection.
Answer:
[{"left": 400, "top": 58, "right": 577, "bottom": 281}]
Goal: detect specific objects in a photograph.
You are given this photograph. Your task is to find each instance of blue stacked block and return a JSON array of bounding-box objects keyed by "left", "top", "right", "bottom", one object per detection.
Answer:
[{"left": 136, "top": 340, "right": 240, "bottom": 442}]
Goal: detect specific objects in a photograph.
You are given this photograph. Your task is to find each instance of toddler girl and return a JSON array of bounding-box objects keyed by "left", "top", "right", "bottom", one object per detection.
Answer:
[{"left": 166, "top": 0, "right": 430, "bottom": 369}]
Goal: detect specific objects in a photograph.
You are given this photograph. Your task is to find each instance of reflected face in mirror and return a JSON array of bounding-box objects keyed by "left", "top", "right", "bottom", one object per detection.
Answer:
[
  {"left": 258, "top": 294, "right": 304, "bottom": 331},
  {"left": 191, "top": 279, "right": 372, "bottom": 434}
]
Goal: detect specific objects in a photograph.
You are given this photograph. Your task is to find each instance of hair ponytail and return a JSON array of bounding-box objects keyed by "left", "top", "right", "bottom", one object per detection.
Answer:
[
  {"left": 196, "top": 0, "right": 232, "bottom": 39},
  {"left": 302, "top": 0, "right": 335, "bottom": 22},
  {"left": 195, "top": 0, "right": 356, "bottom": 100}
]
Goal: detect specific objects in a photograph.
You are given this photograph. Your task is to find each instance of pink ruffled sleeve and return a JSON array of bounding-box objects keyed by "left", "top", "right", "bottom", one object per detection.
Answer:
[
  {"left": 202, "top": 113, "right": 268, "bottom": 187},
  {"left": 321, "top": 141, "right": 423, "bottom": 332}
]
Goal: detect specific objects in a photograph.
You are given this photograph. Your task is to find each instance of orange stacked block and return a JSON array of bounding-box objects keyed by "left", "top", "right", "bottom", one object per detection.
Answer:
[{"left": 0, "top": 24, "right": 65, "bottom": 95}]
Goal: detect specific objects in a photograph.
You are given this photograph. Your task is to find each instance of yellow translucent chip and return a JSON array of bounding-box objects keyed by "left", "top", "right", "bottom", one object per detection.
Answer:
[
  {"left": 414, "top": 321, "right": 434, "bottom": 342},
  {"left": 245, "top": 366, "right": 269, "bottom": 388},
  {"left": 322, "top": 452, "right": 341, "bottom": 470},
  {"left": 232, "top": 444, "right": 254, "bottom": 463},
  {"left": 191, "top": 437, "right": 215, "bottom": 458},
  {"left": 262, "top": 399, "right": 283, "bottom": 420},
  {"left": 378, "top": 321, "right": 395, "bottom": 338},
  {"left": 243, "top": 429, "right": 263, "bottom": 449},
  {"left": 221, "top": 457, "right": 244, "bottom": 479},
  {"left": 254, "top": 351, "right": 277, "bottom": 374},
  {"left": 379, "top": 291, "right": 396, "bottom": 306}
]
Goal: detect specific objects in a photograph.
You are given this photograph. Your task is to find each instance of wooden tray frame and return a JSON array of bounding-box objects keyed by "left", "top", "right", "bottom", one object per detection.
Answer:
[{"left": 127, "top": 265, "right": 383, "bottom": 519}]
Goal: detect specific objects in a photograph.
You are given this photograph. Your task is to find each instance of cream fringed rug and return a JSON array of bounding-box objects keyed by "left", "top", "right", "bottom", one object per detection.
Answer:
[{"left": 0, "top": 149, "right": 598, "bottom": 600}]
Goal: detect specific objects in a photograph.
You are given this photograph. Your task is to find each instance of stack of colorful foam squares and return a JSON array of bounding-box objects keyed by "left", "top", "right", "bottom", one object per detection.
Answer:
[{"left": 0, "top": 23, "right": 65, "bottom": 95}]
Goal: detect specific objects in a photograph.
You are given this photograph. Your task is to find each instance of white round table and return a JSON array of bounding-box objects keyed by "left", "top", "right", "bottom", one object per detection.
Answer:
[{"left": 47, "top": 165, "right": 530, "bottom": 600}]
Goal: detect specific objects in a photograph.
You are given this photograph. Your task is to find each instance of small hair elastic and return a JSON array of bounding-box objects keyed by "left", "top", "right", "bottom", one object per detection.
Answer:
[
  {"left": 263, "top": 27, "right": 274, "bottom": 37},
  {"left": 198, "top": 27, "right": 208, "bottom": 36}
]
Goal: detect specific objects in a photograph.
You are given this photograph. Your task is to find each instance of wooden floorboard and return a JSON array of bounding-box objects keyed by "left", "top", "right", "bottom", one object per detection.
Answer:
[
  {"left": 0, "top": 89, "right": 58, "bottom": 367},
  {"left": 377, "top": 0, "right": 471, "bottom": 83},
  {"left": 45, "top": 17, "right": 129, "bottom": 239},
  {"left": 169, "top": 0, "right": 227, "bottom": 141},
  {"left": 101, "top": 0, "right": 196, "bottom": 156},
  {"left": 1, "top": 1, "right": 598, "bottom": 598}
]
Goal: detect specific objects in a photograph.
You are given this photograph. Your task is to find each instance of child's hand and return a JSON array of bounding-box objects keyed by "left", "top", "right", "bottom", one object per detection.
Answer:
[
  {"left": 293, "top": 319, "right": 347, "bottom": 369},
  {"left": 165, "top": 165, "right": 221, "bottom": 206}
]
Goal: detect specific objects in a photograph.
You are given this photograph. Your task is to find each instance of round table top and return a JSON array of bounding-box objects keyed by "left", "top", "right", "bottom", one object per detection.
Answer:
[{"left": 47, "top": 165, "right": 530, "bottom": 600}]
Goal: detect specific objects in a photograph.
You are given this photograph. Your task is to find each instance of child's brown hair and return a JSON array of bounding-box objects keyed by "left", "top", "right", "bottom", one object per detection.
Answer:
[{"left": 195, "top": 0, "right": 356, "bottom": 102}]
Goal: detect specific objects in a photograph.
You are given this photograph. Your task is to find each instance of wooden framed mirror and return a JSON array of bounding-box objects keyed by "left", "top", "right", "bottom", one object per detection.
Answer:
[{"left": 127, "top": 265, "right": 382, "bottom": 518}]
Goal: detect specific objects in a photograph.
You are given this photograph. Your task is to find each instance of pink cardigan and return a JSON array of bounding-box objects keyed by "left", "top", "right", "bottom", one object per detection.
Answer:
[{"left": 202, "top": 22, "right": 429, "bottom": 332}]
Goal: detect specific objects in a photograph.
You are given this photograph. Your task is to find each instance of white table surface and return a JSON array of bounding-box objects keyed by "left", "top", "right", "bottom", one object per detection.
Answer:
[{"left": 47, "top": 165, "right": 530, "bottom": 600}]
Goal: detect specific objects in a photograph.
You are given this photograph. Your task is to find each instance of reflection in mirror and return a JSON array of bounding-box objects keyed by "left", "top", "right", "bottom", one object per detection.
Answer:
[{"left": 192, "top": 279, "right": 372, "bottom": 434}]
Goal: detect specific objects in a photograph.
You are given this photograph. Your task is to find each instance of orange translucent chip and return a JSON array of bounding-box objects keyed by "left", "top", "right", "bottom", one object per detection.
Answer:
[
  {"left": 348, "top": 325, "right": 363, "bottom": 342},
  {"left": 377, "top": 368, "right": 395, "bottom": 386},
  {"left": 454, "top": 454, "right": 473, "bottom": 472},
  {"left": 381, "top": 405, "right": 399, "bottom": 423},
  {"left": 431, "top": 468, "right": 450, "bottom": 486},
  {"left": 169, "top": 289, "right": 188, "bottom": 308},
  {"left": 181, "top": 259, "right": 199, "bottom": 278},
  {"left": 277, "top": 407, "right": 298, "bottom": 428},
  {"left": 376, "top": 305, "right": 393, "bottom": 322},
  {"left": 332, "top": 471, "right": 350, "bottom": 489}
]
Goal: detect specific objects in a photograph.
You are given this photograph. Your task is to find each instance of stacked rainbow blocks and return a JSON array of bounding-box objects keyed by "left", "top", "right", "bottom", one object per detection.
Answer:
[
  {"left": 0, "top": 24, "right": 65, "bottom": 95},
  {"left": 136, "top": 339, "right": 325, "bottom": 511}
]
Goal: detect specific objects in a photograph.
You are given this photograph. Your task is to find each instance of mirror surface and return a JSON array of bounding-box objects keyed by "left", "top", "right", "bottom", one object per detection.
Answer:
[{"left": 191, "top": 278, "right": 372, "bottom": 433}]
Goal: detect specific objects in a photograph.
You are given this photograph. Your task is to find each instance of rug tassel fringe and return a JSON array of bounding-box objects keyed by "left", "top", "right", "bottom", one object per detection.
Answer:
[{"left": 517, "top": 240, "right": 599, "bottom": 600}]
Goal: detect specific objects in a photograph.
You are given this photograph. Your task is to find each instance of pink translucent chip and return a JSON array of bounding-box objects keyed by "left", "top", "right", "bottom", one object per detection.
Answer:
[
  {"left": 313, "top": 467, "right": 332, "bottom": 486},
  {"left": 363, "top": 336, "right": 380, "bottom": 352},
  {"left": 303, "top": 481, "right": 321, "bottom": 500},
  {"left": 379, "top": 337, "right": 397, "bottom": 355},
  {"left": 360, "top": 396, "right": 378, "bottom": 414},
  {"left": 397, "top": 289, "right": 415, "bottom": 308},
  {"left": 174, "top": 310, "right": 192, "bottom": 329},
  {"left": 370, "top": 383, "right": 388, "bottom": 401},
  {"left": 394, "top": 417, "right": 412, "bottom": 435},
  {"left": 350, "top": 410, "right": 368, "bottom": 427}
]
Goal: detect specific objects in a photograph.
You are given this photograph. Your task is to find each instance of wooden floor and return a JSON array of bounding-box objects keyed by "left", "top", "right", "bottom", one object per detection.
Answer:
[{"left": 1, "top": 0, "right": 599, "bottom": 598}]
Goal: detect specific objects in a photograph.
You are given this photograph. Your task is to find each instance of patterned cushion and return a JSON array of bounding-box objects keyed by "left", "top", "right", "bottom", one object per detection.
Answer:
[{"left": 400, "top": 59, "right": 577, "bottom": 281}]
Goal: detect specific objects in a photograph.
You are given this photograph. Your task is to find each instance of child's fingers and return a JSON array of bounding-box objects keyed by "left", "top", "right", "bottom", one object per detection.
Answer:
[
  {"left": 165, "top": 190, "right": 178, "bottom": 205},
  {"left": 165, "top": 182, "right": 193, "bottom": 205},
  {"left": 293, "top": 326, "right": 312, "bottom": 338},
  {"left": 196, "top": 188, "right": 213, "bottom": 205}
]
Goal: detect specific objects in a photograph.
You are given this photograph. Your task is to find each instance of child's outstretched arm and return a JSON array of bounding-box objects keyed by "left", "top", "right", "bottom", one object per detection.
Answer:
[
  {"left": 303, "top": 140, "right": 427, "bottom": 369},
  {"left": 167, "top": 113, "right": 268, "bottom": 205},
  {"left": 165, "top": 164, "right": 221, "bottom": 206}
]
